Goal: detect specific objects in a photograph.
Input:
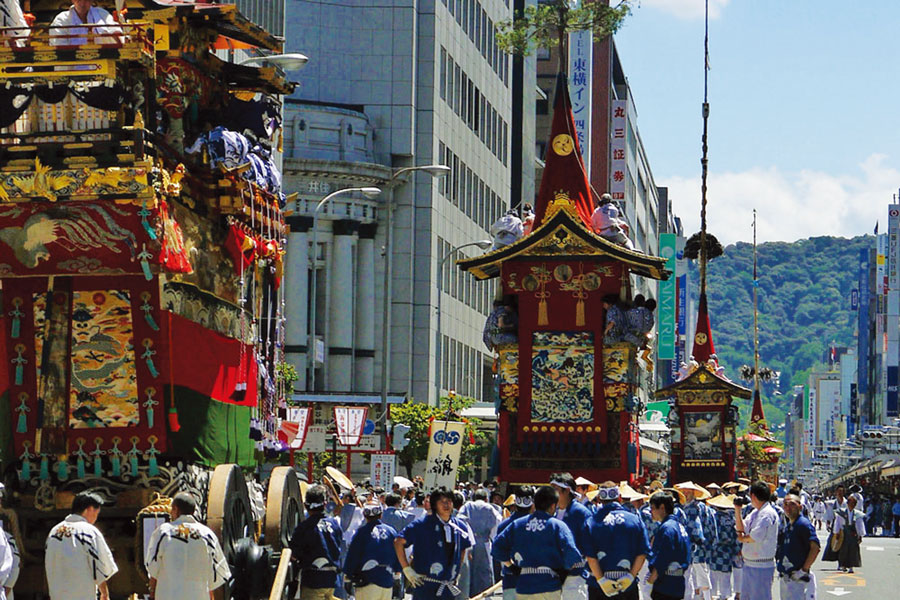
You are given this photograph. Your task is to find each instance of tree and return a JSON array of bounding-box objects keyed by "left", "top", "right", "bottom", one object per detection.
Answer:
[
  {"left": 390, "top": 401, "right": 442, "bottom": 477},
  {"left": 496, "top": 0, "right": 631, "bottom": 64}
]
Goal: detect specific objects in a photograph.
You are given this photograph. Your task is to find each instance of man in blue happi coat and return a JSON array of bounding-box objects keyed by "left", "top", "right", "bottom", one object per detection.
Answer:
[
  {"left": 344, "top": 502, "right": 400, "bottom": 600},
  {"left": 492, "top": 485, "right": 584, "bottom": 599},
  {"left": 460, "top": 488, "right": 503, "bottom": 596},
  {"left": 584, "top": 482, "right": 650, "bottom": 600},
  {"left": 550, "top": 473, "right": 592, "bottom": 599},
  {"left": 380, "top": 493, "right": 415, "bottom": 599},
  {"left": 676, "top": 482, "right": 718, "bottom": 600},
  {"left": 394, "top": 487, "right": 473, "bottom": 599},
  {"left": 495, "top": 486, "right": 536, "bottom": 600},
  {"left": 647, "top": 492, "right": 692, "bottom": 600},
  {"left": 289, "top": 485, "right": 343, "bottom": 600},
  {"left": 776, "top": 494, "right": 820, "bottom": 600}
]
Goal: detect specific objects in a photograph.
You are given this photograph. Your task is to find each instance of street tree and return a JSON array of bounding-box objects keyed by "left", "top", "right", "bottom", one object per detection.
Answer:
[{"left": 496, "top": 0, "right": 631, "bottom": 64}]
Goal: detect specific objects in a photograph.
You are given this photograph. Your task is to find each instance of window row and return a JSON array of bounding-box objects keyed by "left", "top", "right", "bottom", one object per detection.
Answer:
[
  {"left": 441, "top": 334, "right": 491, "bottom": 401},
  {"left": 438, "top": 141, "right": 508, "bottom": 233},
  {"left": 440, "top": 47, "right": 509, "bottom": 166},
  {"left": 442, "top": 0, "right": 509, "bottom": 85},
  {"left": 437, "top": 236, "right": 497, "bottom": 317}
]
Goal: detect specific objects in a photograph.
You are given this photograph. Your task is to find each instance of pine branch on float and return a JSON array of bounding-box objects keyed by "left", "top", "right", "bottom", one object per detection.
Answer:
[{"left": 684, "top": 232, "right": 724, "bottom": 261}]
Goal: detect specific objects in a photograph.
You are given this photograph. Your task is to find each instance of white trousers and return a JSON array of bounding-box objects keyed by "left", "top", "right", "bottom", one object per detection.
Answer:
[
  {"left": 355, "top": 585, "right": 392, "bottom": 600},
  {"left": 709, "top": 571, "right": 732, "bottom": 599},
  {"left": 562, "top": 576, "right": 588, "bottom": 600},
  {"left": 638, "top": 561, "right": 651, "bottom": 600},
  {"left": 686, "top": 562, "right": 711, "bottom": 597},
  {"left": 732, "top": 567, "right": 742, "bottom": 595}
]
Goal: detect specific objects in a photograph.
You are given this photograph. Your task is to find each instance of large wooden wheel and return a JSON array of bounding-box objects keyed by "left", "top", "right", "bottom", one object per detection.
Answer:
[
  {"left": 264, "top": 466, "right": 304, "bottom": 550},
  {"left": 207, "top": 464, "right": 255, "bottom": 564}
]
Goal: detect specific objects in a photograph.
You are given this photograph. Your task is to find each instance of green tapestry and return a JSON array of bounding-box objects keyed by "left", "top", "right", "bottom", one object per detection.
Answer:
[{"left": 169, "top": 385, "right": 254, "bottom": 467}]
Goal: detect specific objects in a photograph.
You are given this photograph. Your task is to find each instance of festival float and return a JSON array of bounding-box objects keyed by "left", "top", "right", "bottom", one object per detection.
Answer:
[
  {"left": 0, "top": 2, "right": 302, "bottom": 596},
  {"left": 458, "top": 75, "right": 669, "bottom": 484}
]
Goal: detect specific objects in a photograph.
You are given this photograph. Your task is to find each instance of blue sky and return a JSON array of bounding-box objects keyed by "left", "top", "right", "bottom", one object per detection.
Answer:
[{"left": 613, "top": 0, "right": 900, "bottom": 243}]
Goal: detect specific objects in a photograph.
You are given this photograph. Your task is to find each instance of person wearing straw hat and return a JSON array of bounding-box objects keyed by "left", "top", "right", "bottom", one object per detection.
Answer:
[
  {"left": 733, "top": 481, "right": 779, "bottom": 600},
  {"left": 290, "top": 485, "right": 344, "bottom": 600},
  {"left": 394, "top": 487, "right": 473, "bottom": 600},
  {"left": 583, "top": 481, "right": 650, "bottom": 600},
  {"left": 675, "top": 482, "right": 717, "bottom": 600},
  {"left": 344, "top": 502, "right": 401, "bottom": 600},
  {"left": 776, "top": 494, "right": 819, "bottom": 600},
  {"left": 646, "top": 491, "right": 691, "bottom": 600},
  {"left": 491, "top": 485, "right": 583, "bottom": 600},
  {"left": 495, "top": 486, "right": 536, "bottom": 600},
  {"left": 706, "top": 494, "right": 741, "bottom": 600},
  {"left": 550, "top": 473, "right": 593, "bottom": 599}
]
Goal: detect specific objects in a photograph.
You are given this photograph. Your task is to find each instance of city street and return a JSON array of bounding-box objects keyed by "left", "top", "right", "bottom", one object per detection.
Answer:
[{"left": 811, "top": 533, "right": 900, "bottom": 599}]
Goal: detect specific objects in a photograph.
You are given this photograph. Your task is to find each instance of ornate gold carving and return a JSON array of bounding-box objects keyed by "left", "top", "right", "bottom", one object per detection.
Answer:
[
  {"left": 10, "top": 158, "right": 75, "bottom": 202},
  {"left": 75, "top": 49, "right": 101, "bottom": 61}
]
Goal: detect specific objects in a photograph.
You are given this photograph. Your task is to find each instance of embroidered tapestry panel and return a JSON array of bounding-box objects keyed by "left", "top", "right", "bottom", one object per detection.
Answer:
[{"left": 530, "top": 331, "right": 594, "bottom": 423}]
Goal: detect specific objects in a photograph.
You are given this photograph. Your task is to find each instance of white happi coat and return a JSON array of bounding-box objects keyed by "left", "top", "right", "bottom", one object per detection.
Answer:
[
  {"left": 145, "top": 515, "right": 231, "bottom": 600},
  {"left": 49, "top": 6, "right": 120, "bottom": 45},
  {"left": 45, "top": 514, "right": 118, "bottom": 600},
  {"left": 1, "top": 529, "right": 19, "bottom": 600}
]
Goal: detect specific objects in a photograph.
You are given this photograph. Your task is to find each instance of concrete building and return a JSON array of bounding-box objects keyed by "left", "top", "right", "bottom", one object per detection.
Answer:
[{"left": 281, "top": 0, "right": 537, "bottom": 409}]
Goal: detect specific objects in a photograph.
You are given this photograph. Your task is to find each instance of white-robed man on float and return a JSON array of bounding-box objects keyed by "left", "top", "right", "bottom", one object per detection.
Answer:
[
  {"left": 45, "top": 492, "right": 118, "bottom": 600},
  {"left": 50, "top": 0, "right": 121, "bottom": 45},
  {"left": 145, "top": 492, "right": 231, "bottom": 600}
]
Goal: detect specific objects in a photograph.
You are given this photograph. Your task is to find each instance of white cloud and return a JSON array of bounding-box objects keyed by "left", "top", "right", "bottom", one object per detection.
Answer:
[
  {"left": 636, "top": 0, "right": 730, "bottom": 20},
  {"left": 661, "top": 154, "right": 899, "bottom": 244}
]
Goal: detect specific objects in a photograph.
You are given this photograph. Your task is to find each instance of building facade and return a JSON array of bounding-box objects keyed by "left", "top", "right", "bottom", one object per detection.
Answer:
[{"left": 282, "top": 0, "right": 536, "bottom": 407}]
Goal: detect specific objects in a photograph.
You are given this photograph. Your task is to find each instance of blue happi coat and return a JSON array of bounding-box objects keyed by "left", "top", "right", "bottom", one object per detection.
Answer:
[
  {"left": 344, "top": 520, "right": 400, "bottom": 589},
  {"left": 399, "top": 514, "right": 473, "bottom": 599},
  {"left": 648, "top": 515, "right": 692, "bottom": 599},
  {"left": 492, "top": 511, "right": 583, "bottom": 595},
  {"left": 289, "top": 513, "right": 343, "bottom": 589},
  {"left": 708, "top": 508, "right": 741, "bottom": 573},
  {"left": 682, "top": 500, "right": 718, "bottom": 563},
  {"left": 584, "top": 502, "right": 650, "bottom": 593},
  {"left": 459, "top": 500, "right": 503, "bottom": 595},
  {"left": 556, "top": 499, "right": 592, "bottom": 583},
  {"left": 494, "top": 509, "right": 531, "bottom": 591}
]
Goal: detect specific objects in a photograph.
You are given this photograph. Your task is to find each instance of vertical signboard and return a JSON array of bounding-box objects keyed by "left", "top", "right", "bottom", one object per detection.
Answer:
[
  {"left": 423, "top": 421, "right": 466, "bottom": 491},
  {"left": 370, "top": 451, "right": 396, "bottom": 490},
  {"left": 610, "top": 99, "right": 627, "bottom": 203},
  {"left": 569, "top": 23, "right": 592, "bottom": 175},
  {"left": 858, "top": 249, "right": 870, "bottom": 398},
  {"left": 888, "top": 206, "right": 900, "bottom": 421},
  {"left": 658, "top": 233, "right": 677, "bottom": 360}
]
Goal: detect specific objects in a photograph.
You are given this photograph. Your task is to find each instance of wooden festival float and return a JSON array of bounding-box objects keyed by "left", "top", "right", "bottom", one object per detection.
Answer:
[
  {"left": 0, "top": 2, "right": 303, "bottom": 597},
  {"left": 458, "top": 75, "right": 669, "bottom": 484}
]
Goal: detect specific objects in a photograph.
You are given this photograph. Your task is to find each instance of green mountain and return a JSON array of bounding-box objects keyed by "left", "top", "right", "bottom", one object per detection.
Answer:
[{"left": 688, "top": 235, "right": 873, "bottom": 434}]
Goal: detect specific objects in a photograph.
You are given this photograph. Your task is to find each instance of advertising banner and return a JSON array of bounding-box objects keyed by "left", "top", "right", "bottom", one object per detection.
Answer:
[
  {"left": 610, "top": 99, "right": 627, "bottom": 202},
  {"left": 423, "top": 420, "right": 466, "bottom": 491},
  {"left": 569, "top": 22, "right": 592, "bottom": 174},
  {"left": 370, "top": 451, "right": 396, "bottom": 490},
  {"left": 658, "top": 233, "right": 677, "bottom": 359}
]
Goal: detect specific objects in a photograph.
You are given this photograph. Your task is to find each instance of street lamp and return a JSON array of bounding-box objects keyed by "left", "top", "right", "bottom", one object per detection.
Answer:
[
  {"left": 379, "top": 165, "right": 450, "bottom": 443},
  {"left": 308, "top": 186, "right": 381, "bottom": 391},
  {"left": 238, "top": 53, "right": 310, "bottom": 70},
  {"left": 434, "top": 240, "right": 492, "bottom": 407}
]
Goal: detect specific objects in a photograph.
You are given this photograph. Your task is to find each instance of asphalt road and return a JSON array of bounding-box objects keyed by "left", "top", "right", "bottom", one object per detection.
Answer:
[{"left": 811, "top": 529, "right": 900, "bottom": 600}]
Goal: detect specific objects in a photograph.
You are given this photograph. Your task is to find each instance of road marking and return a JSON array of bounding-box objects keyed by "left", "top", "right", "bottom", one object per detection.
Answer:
[
  {"left": 864, "top": 546, "right": 884, "bottom": 551},
  {"left": 822, "top": 573, "right": 866, "bottom": 587},
  {"left": 827, "top": 588, "right": 852, "bottom": 597}
]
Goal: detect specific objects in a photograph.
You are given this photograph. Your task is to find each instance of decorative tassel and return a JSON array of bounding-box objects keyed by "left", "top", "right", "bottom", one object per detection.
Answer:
[
  {"left": 20, "top": 442, "right": 34, "bottom": 481},
  {"left": 57, "top": 457, "right": 68, "bottom": 480},
  {"left": 12, "top": 344, "right": 26, "bottom": 386},
  {"left": 15, "top": 393, "right": 29, "bottom": 434},
  {"left": 138, "top": 243, "right": 153, "bottom": 281},
  {"left": 128, "top": 437, "right": 140, "bottom": 476},
  {"left": 130, "top": 453, "right": 138, "bottom": 476},
  {"left": 537, "top": 299, "right": 548, "bottom": 326},
  {"left": 147, "top": 436, "right": 160, "bottom": 477},
  {"left": 168, "top": 407, "right": 181, "bottom": 432},
  {"left": 76, "top": 455, "right": 85, "bottom": 479},
  {"left": 576, "top": 299, "right": 585, "bottom": 327},
  {"left": 109, "top": 438, "right": 122, "bottom": 476},
  {"left": 139, "top": 201, "right": 157, "bottom": 240},
  {"left": 39, "top": 454, "right": 49, "bottom": 481},
  {"left": 141, "top": 339, "right": 159, "bottom": 377},
  {"left": 73, "top": 438, "right": 87, "bottom": 480},
  {"left": 8, "top": 298, "right": 23, "bottom": 338},
  {"left": 92, "top": 438, "right": 105, "bottom": 477},
  {"left": 143, "top": 387, "right": 158, "bottom": 428}
]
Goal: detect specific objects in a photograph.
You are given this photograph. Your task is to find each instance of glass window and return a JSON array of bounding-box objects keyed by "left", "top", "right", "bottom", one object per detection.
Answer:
[{"left": 440, "top": 47, "right": 447, "bottom": 100}]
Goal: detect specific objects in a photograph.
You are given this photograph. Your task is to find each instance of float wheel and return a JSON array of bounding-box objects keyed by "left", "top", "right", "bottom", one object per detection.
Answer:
[
  {"left": 264, "top": 466, "right": 304, "bottom": 550},
  {"left": 207, "top": 464, "right": 254, "bottom": 563}
]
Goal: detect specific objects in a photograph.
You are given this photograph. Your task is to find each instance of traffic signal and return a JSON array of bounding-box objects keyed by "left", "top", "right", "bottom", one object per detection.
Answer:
[{"left": 392, "top": 423, "right": 411, "bottom": 450}]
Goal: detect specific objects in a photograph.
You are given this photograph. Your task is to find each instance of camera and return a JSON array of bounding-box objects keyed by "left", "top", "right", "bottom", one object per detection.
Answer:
[{"left": 733, "top": 494, "right": 750, "bottom": 507}]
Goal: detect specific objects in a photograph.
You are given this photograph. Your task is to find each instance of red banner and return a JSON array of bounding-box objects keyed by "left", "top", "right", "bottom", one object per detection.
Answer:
[
  {"left": 281, "top": 406, "right": 313, "bottom": 448},
  {"left": 334, "top": 406, "right": 367, "bottom": 446}
]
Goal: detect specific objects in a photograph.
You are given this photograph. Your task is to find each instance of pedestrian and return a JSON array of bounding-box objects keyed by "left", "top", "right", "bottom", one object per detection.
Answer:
[
  {"left": 44, "top": 491, "right": 117, "bottom": 600},
  {"left": 495, "top": 486, "right": 535, "bottom": 600},
  {"left": 289, "top": 485, "right": 344, "bottom": 600},
  {"left": 460, "top": 488, "right": 503, "bottom": 596},
  {"left": 394, "top": 487, "right": 473, "bottom": 599},
  {"left": 492, "top": 485, "right": 583, "bottom": 600},
  {"left": 583, "top": 482, "right": 650, "bottom": 600},
  {"left": 646, "top": 491, "right": 691, "bottom": 600},
  {"left": 381, "top": 493, "right": 415, "bottom": 599},
  {"left": 833, "top": 496, "right": 865, "bottom": 573},
  {"left": 734, "top": 481, "right": 779, "bottom": 600},
  {"left": 675, "top": 482, "right": 718, "bottom": 600},
  {"left": 891, "top": 496, "right": 900, "bottom": 538},
  {"left": 0, "top": 484, "right": 20, "bottom": 600},
  {"left": 776, "top": 494, "right": 819, "bottom": 600},
  {"left": 706, "top": 494, "right": 741, "bottom": 600},
  {"left": 812, "top": 497, "right": 826, "bottom": 531},
  {"left": 822, "top": 487, "right": 847, "bottom": 562},
  {"left": 550, "top": 473, "right": 592, "bottom": 599},
  {"left": 145, "top": 492, "right": 231, "bottom": 600},
  {"left": 344, "top": 502, "right": 400, "bottom": 600}
]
